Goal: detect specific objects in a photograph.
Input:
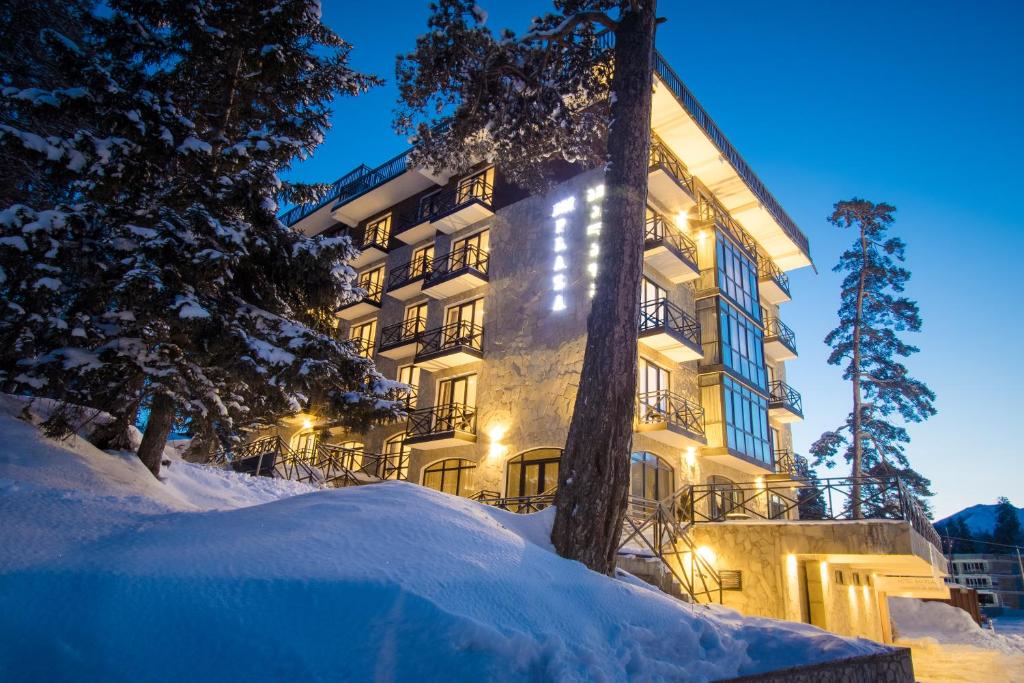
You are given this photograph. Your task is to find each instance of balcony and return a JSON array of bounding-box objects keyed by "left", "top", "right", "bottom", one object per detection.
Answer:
[
  {"left": 647, "top": 138, "right": 697, "bottom": 218},
  {"left": 414, "top": 321, "right": 484, "bottom": 371},
  {"left": 422, "top": 245, "right": 489, "bottom": 299},
  {"left": 771, "top": 449, "right": 810, "bottom": 480},
  {"left": 385, "top": 254, "right": 434, "bottom": 301},
  {"left": 336, "top": 279, "right": 383, "bottom": 320},
  {"left": 404, "top": 403, "right": 477, "bottom": 450},
  {"left": 638, "top": 298, "right": 702, "bottom": 362},
  {"left": 634, "top": 390, "right": 707, "bottom": 448},
  {"left": 763, "top": 316, "right": 798, "bottom": 362},
  {"left": 768, "top": 380, "right": 803, "bottom": 423},
  {"left": 758, "top": 255, "right": 791, "bottom": 305},
  {"left": 377, "top": 317, "right": 425, "bottom": 360},
  {"left": 395, "top": 176, "right": 494, "bottom": 245},
  {"left": 349, "top": 336, "right": 374, "bottom": 359},
  {"left": 643, "top": 211, "right": 699, "bottom": 283},
  {"left": 348, "top": 220, "right": 393, "bottom": 270}
]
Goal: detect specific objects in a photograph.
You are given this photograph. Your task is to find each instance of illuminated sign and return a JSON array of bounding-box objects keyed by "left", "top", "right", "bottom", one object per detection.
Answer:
[
  {"left": 550, "top": 196, "right": 576, "bottom": 312},
  {"left": 584, "top": 184, "right": 604, "bottom": 298}
]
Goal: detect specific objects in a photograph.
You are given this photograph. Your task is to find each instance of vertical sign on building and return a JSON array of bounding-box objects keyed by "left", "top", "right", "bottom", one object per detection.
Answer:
[
  {"left": 584, "top": 184, "right": 604, "bottom": 299},
  {"left": 550, "top": 196, "right": 576, "bottom": 312}
]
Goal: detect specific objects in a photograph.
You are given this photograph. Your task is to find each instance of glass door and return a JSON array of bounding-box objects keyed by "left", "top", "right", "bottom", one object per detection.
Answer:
[
  {"left": 452, "top": 229, "right": 490, "bottom": 270},
  {"left": 444, "top": 298, "right": 483, "bottom": 348},
  {"left": 436, "top": 374, "right": 477, "bottom": 431},
  {"left": 638, "top": 358, "right": 670, "bottom": 421}
]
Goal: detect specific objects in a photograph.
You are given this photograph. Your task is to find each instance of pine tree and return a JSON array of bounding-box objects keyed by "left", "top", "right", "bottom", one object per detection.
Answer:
[
  {"left": 0, "top": 1, "right": 401, "bottom": 477},
  {"left": 992, "top": 497, "right": 1023, "bottom": 548},
  {"left": 810, "top": 199, "right": 936, "bottom": 517},
  {"left": 396, "top": 0, "right": 659, "bottom": 574}
]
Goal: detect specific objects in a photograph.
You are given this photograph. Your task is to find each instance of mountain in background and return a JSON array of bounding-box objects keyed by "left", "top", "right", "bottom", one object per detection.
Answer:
[{"left": 937, "top": 502, "right": 1024, "bottom": 536}]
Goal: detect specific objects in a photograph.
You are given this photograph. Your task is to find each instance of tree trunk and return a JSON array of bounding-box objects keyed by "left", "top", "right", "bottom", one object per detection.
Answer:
[
  {"left": 137, "top": 393, "right": 175, "bottom": 478},
  {"left": 550, "top": 1, "right": 657, "bottom": 575},
  {"left": 850, "top": 224, "right": 869, "bottom": 518}
]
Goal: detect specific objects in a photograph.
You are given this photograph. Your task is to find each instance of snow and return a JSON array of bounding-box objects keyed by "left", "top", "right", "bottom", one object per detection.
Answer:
[
  {"left": 938, "top": 502, "right": 1024, "bottom": 536},
  {"left": 890, "top": 598, "right": 1024, "bottom": 682},
  {"left": 0, "top": 405, "right": 890, "bottom": 681}
]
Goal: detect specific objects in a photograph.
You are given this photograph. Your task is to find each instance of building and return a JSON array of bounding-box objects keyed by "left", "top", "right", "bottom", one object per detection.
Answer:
[
  {"left": 241, "top": 50, "right": 947, "bottom": 642},
  {"left": 948, "top": 553, "right": 1024, "bottom": 609}
]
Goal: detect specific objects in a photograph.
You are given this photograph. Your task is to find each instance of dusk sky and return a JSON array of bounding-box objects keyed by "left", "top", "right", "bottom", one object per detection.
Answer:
[{"left": 289, "top": 0, "right": 1024, "bottom": 519}]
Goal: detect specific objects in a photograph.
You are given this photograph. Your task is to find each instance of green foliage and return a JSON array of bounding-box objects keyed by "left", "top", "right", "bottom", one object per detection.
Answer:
[{"left": 992, "top": 496, "right": 1023, "bottom": 548}]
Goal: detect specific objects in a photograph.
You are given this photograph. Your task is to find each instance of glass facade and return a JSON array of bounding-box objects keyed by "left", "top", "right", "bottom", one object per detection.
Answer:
[
  {"left": 719, "top": 299, "right": 766, "bottom": 391},
  {"left": 722, "top": 376, "right": 772, "bottom": 466},
  {"left": 716, "top": 233, "right": 760, "bottom": 320},
  {"left": 422, "top": 458, "right": 475, "bottom": 497}
]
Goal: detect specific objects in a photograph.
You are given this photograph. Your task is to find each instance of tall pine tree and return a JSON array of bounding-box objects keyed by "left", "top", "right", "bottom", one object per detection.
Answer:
[
  {"left": 0, "top": 0, "right": 401, "bottom": 477},
  {"left": 396, "top": 0, "right": 659, "bottom": 574},
  {"left": 811, "top": 199, "right": 936, "bottom": 516},
  {"left": 992, "top": 497, "right": 1023, "bottom": 548}
]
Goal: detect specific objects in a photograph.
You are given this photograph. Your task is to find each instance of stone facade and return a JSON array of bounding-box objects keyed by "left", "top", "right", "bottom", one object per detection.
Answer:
[{"left": 717, "top": 648, "right": 914, "bottom": 683}]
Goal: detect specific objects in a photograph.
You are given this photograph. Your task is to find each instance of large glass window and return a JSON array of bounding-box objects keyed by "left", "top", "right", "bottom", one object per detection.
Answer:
[
  {"left": 506, "top": 448, "right": 562, "bottom": 498},
  {"left": 716, "top": 234, "right": 760, "bottom": 320},
  {"left": 422, "top": 458, "right": 476, "bottom": 497},
  {"left": 630, "top": 452, "right": 675, "bottom": 501},
  {"left": 290, "top": 430, "right": 319, "bottom": 461},
  {"left": 397, "top": 365, "right": 420, "bottom": 408},
  {"left": 404, "top": 301, "right": 428, "bottom": 332},
  {"left": 452, "top": 229, "right": 490, "bottom": 269},
  {"left": 382, "top": 434, "right": 410, "bottom": 481},
  {"left": 410, "top": 244, "right": 435, "bottom": 279},
  {"left": 358, "top": 265, "right": 385, "bottom": 299},
  {"left": 457, "top": 166, "right": 495, "bottom": 204},
  {"left": 640, "top": 277, "right": 666, "bottom": 306},
  {"left": 349, "top": 319, "right": 377, "bottom": 358},
  {"left": 722, "top": 376, "right": 772, "bottom": 465},
  {"left": 364, "top": 213, "right": 391, "bottom": 246},
  {"left": 719, "top": 299, "right": 766, "bottom": 391}
]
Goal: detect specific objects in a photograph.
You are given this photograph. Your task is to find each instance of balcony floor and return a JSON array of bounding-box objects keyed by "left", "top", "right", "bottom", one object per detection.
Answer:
[
  {"left": 377, "top": 339, "right": 418, "bottom": 360},
  {"left": 404, "top": 431, "right": 476, "bottom": 450},
  {"left": 639, "top": 329, "right": 702, "bottom": 363},
  {"left": 422, "top": 270, "right": 488, "bottom": 300},
  {"left": 764, "top": 338, "right": 798, "bottom": 362},
  {"left": 415, "top": 347, "right": 483, "bottom": 372},
  {"left": 336, "top": 300, "right": 381, "bottom": 321},
  {"left": 648, "top": 167, "right": 697, "bottom": 218},
  {"left": 769, "top": 405, "right": 803, "bottom": 424},
  {"left": 760, "top": 279, "right": 791, "bottom": 305},
  {"left": 634, "top": 421, "right": 706, "bottom": 449},
  {"left": 644, "top": 243, "right": 700, "bottom": 284}
]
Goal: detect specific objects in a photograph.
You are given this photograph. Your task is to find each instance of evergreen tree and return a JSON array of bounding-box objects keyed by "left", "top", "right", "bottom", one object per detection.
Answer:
[
  {"left": 992, "top": 497, "right": 1023, "bottom": 548},
  {"left": 0, "top": 0, "right": 401, "bottom": 477},
  {"left": 810, "top": 199, "right": 936, "bottom": 517},
  {"left": 396, "top": 0, "right": 660, "bottom": 575}
]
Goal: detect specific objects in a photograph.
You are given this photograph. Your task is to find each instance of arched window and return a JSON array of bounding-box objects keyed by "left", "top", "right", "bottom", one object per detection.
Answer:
[
  {"left": 708, "top": 475, "right": 742, "bottom": 520},
  {"left": 422, "top": 458, "right": 476, "bottom": 497},
  {"left": 290, "top": 430, "right": 319, "bottom": 461},
  {"left": 505, "top": 448, "right": 562, "bottom": 498},
  {"left": 630, "top": 452, "right": 675, "bottom": 501},
  {"left": 382, "top": 434, "right": 410, "bottom": 481}
]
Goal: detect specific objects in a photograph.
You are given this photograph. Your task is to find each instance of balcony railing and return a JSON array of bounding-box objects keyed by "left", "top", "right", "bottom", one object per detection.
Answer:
[
  {"left": 757, "top": 254, "right": 791, "bottom": 298},
  {"left": 649, "top": 138, "right": 697, "bottom": 196},
  {"left": 425, "top": 244, "right": 490, "bottom": 284},
  {"left": 773, "top": 449, "right": 810, "bottom": 479},
  {"left": 407, "top": 402, "right": 477, "bottom": 439},
  {"left": 636, "top": 390, "right": 706, "bottom": 438},
  {"left": 416, "top": 320, "right": 484, "bottom": 357},
  {"left": 359, "top": 218, "right": 392, "bottom": 252},
  {"left": 353, "top": 278, "right": 383, "bottom": 305},
  {"left": 349, "top": 336, "right": 375, "bottom": 358},
  {"left": 417, "top": 176, "right": 493, "bottom": 222},
  {"left": 638, "top": 298, "right": 701, "bottom": 348},
  {"left": 386, "top": 253, "right": 434, "bottom": 293},
  {"left": 644, "top": 211, "right": 697, "bottom": 267},
  {"left": 768, "top": 380, "right": 803, "bottom": 417},
  {"left": 684, "top": 475, "right": 942, "bottom": 551},
  {"left": 379, "top": 317, "right": 426, "bottom": 351},
  {"left": 697, "top": 194, "right": 759, "bottom": 258},
  {"left": 763, "top": 316, "right": 797, "bottom": 353}
]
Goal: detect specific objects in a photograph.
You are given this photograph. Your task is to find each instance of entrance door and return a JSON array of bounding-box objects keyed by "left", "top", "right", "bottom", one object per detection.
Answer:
[{"left": 506, "top": 449, "right": 562, "bottom": 498}]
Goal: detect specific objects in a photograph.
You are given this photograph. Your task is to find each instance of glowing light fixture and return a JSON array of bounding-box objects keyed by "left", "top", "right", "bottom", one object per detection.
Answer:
[
  {"left": 696, "top": 546, "right": 716, "bottom": 565},
  {"left": 302, "top": 417, "right": 313, "bottom": 430}
]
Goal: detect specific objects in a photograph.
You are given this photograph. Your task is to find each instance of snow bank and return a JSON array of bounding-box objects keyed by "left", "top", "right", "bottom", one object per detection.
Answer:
[
  {"left": 890, "top": 598, "right": 1024, "bottom": 656},
  {"left": 0, "top": 409, "right": 888, "bottom": 681}
]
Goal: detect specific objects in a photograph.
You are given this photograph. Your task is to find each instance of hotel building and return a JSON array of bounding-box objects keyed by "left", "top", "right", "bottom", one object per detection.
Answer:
[{"left": 248, "top": 52, "right": 947, "bottom": 642}]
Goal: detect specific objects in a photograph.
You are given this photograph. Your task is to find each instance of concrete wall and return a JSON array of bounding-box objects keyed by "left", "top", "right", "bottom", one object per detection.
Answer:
[{"left": 718, "top": 648, "right": 914, "bottom": 683}]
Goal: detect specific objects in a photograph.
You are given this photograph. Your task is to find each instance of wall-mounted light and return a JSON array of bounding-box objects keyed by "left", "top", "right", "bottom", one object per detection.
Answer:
[{"left": 302, "top": 417, "right": 313, "bottom": 430}]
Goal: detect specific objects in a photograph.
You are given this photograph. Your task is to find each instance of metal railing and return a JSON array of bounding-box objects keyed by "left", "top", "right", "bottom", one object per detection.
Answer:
[
  {"left": 416, "top": 176, "right": 493, "bottom": 222},
  {"left": 416, "top": 320, "right": 484, "bottom": 358},
  {"left": 406, "top": 402, "right": 477, "bottom": 438},
  {"left": 386, "top": 253, "right": 434, "bottom": 292},
  {"left": 773, "top": 449, "right": 810, "bottom": 479},
  {"left": 360, "top": 218, "right": 392, "bottom": 251},
  {"left": 636, "top": 390, "right": 706, "bottom": 438},
  {"left": 472, "top": 489, "right": 557, "bottom": 514},
  {"left": 425, "top": 244, "right": 490, "bottom": 284},
  {"left": 757, "top": 254, "right": 791, "bottom": 298},
  {"left": 644, "top": 211, "right": 698, "bottom": 267},
  {"left": 768, "top": 380, "right": 802, "bottom": 417},
  {"left": 697, "top": 194, "right": 759, "bottom": 258},
  {"left": 684, "top": 475, "right": 943, "bottom": 550},
  {"left": 380, "top": 317, "right": 426, "bottom": 350},
  {"left": 349, "top": 336, "right": 375, "bottom": 359},
  {"left": 278, "top": 163, "right": 372, "bottom": 226},
  {"left": 649, "top": 138, "right": 697, "bottom": 197},
  {"left": 763, "top": 315, "right": 797, "bottom": 353},
  {"left": 638, "top": 298, "right": 701, "bottom": 348}
]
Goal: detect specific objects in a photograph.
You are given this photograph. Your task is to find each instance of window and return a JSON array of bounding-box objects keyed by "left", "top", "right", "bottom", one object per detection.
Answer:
[
  {"left": 457, "top": 166, "right": 495, "bottom": 205},
  {"left": 834, "top": 570, "right": 845, "bottom": 585},
  {"left": 437, "top": 374, "right": 476, "bottom": 410},
  {"left": 719, "top": 299, "right": 766, "bottom": 391},
  {"left": 708, "top": 475, "right": 742, "bottom": 520},
  {"left": 422, "top": 458, "right": 476, "bottom": 497},
  {"left": 364, "top": 213, "right": 391, "bottom": 246},
  {"left": 336, "top": 440, "right": 364, "bottom": 470},
  {"left": 506, "top": 448, "right": 562, "bottom": 498},
  {"left": 446, "top": 297, "right": 484, "bottom": 328},
  {"left": 637, "top": 358, "right": 670, "bottom": 420},
  {"left": 768, "top": 492, "right": 787, "bottom": 520},
  {"left": 641, "top": 277, "right": 666, "bottom": 306},
  {"left": 722, "top": 376, "right": 772, "bottom": 465},
  {"left": 349, "top": 319, "right": 377, "bottom": 358},
  {"left": 404, "top": 302, "right": 428, "bottom": 333},
  {"left": 410, "top": 244, "right": 435, "bottom": 279},
  {"left": 444, "top": 298, "right": 484, "bottom": 348},
  {"left": 630, "top": 452, "right": 674, "bottom": 502},
  {"left": 396, "top": 364, "right": 420, "bottom": 408},
  {"left": 716, "top": 234, "right": 760, "bottom": 320},
  {"left": 290, "top": 430, "right": 319, "bottom": 460},
  {"left": 358, "top": 265, "right": 385, "bottom": 300},
  {"left": 452, "top": 229, "right": 490, "bottom": 270},
  {"left": 382, "top": 434, "right": 410, "bottom": 481}
]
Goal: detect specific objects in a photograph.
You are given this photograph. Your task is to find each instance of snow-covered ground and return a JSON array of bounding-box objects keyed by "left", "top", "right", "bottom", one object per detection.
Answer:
[
  {"left": 890, "top": 598, "right": 1024, "bottom": 682},
  {"left": 0, "top": 400, "right": 890, "bottom": 682}
]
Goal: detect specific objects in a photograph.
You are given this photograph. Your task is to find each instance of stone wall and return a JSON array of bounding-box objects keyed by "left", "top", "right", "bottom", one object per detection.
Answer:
[{"left": 716, "top": 648, "right": 914, "bottom": 683}]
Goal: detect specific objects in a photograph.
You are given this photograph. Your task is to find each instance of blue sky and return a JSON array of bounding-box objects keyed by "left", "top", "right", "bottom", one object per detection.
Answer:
[{"left": 292, "top": 1, "right": 1023, "bottom": 518}]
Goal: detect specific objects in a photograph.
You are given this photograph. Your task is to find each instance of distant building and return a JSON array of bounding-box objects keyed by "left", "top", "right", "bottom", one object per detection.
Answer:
[{"left": 948, "top": 553, "right": 1024, "bottom": 609}]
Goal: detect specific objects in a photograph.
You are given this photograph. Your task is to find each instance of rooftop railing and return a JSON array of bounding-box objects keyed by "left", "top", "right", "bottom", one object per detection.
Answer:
[
  {"left": 638, "top": 298, "right": 701, "bottom": 348},
  {"left": 768, "top": 380, "right": 803, "bottom": 418},
  {"left": 636, "top": 389, "right": 706, "bottom": 437},
  {"left": 278, "top": 163, "right": 372, "bottom": 227}
]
